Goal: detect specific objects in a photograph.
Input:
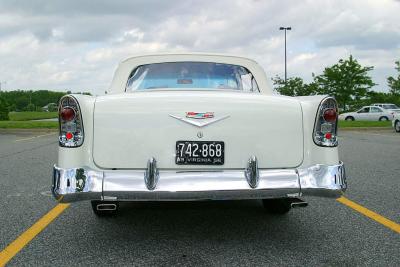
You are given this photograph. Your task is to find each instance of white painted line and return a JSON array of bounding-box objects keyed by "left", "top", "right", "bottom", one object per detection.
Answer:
[
  {"left": 14, "top": 132, "right": 56, "bottom": 142},
  {"left": 343, "top": 131, "right": 399, "bottom": 138}
]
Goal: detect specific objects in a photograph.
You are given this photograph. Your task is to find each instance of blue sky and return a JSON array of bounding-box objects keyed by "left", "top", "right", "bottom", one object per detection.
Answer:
[{"left": 0, "top": 0, "right": 399, "bottom": 94}]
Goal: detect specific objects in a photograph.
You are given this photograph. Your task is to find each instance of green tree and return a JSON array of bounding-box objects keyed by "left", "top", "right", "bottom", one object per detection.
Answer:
[
  {"left": 314, "top": 55, "right": 376, "bottom": 110},
  {"left": 0, "top": 96, "right": 10, "bottom": 120},
  {"left": 25, "top": 103, "right": 36, "bottom": 111},
  {"left": 387, "top": 60, "right": 400, "bottom": 95},
  {"left": 0, "top": 90, "right": 67, "bottom": 111},
  {"left": 272, "top": 76, "right": 318, "bottom": 96}
]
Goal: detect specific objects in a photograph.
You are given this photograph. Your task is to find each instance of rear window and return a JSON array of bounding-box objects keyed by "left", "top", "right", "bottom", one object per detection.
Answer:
[
  {"left": 125, "top": 62, "right": 259, "bottom": 92},
  {"left": 382, "top": 104, "right": 399, "bottom": 109}
]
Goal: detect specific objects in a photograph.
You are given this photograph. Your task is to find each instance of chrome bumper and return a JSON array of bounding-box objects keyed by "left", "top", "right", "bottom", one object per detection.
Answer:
[{"left": 52, "top": 161, "right": 347, "bottom": 203}]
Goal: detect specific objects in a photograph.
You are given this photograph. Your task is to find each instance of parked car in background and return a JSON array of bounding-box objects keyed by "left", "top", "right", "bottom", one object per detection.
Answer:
[
  {"left": 42, "top": 103, "right": 57, "bottom": 112},
  {"left": 371, "top": 103, "right": 400, "bottom": 111},
  {"left": 371, "top": 103, "right": 400, "bottom": 116},
  {"left": 393, "top": 113, "right": 400, "bottom": 132},
  {"left": 52, "top": 53, "right": 346, "bottom": 216},
  {"left": 339, "top": 106, "right": 394, "bottom": 121}
]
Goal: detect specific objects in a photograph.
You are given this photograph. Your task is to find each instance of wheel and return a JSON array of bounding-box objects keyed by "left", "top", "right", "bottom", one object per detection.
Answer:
[
  {"left": 262, "top": 198, "right": 292, "bottom": 214},
  {"left": 395, "top": 120, "right": 400, "bottom": 133},
  {"left": 345, "top": 116, "right": 354, "bottom": 121},
  {"left": 379, "top": 116, "right": 389, "bottom": 121},
  {"left": 91, "top": 200, "right": 119, "bottom": 216}
]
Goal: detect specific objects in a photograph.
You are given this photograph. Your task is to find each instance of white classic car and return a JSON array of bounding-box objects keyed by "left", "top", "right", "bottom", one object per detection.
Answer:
[
  {"left": 338, "top": 106, "right": 394, "bottom": 121},
  {"left": 52, "top": 53, "right": 346, "bottom": 216}
]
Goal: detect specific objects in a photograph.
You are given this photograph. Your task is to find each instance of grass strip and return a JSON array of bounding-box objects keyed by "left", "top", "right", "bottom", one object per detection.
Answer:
[
  {"left": 338, "top": 120, "right": 391, "bottom": 128},
  {"left": 0, "top": 121, "right": 58, "bottom": 129},
  {"left": 9, "top": 112, "right": 58, "bottom": 121}
]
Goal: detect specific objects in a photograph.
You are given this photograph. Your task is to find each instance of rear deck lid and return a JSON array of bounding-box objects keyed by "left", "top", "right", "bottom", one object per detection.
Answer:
[{"left": 93, "top": 91, "right": 303, "bottom": 169}]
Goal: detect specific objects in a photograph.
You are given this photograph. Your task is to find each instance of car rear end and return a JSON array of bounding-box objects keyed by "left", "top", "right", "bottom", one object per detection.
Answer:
[
  {"left": 52, "top": 55, "right": 346, "bottom": 214},
  {"left": 53, "top": 93, "right": 346, "bottom": 204}
]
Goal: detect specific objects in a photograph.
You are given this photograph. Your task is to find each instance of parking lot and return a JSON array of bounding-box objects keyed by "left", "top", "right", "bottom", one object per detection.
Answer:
[{"left": 0, "top": 130, "right": 399, "bottom": 266}]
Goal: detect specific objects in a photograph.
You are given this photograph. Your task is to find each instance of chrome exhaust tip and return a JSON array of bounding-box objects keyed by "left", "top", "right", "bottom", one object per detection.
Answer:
[
  {"left": 290, "top": 198, "right": 308, "bottom": 208},
  {"left": 96, "top": 203, "right": 117, "bottom": 211}
]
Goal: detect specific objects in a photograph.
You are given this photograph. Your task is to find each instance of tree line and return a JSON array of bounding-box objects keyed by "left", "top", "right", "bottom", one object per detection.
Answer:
[
  {"left": 0, "top": 90, "right": 90, "bottom": 120},
  {"left": 272, "top": 56, "right": 400, "bottom": 110},
  {"left": 0, "top": 56, "right": 399, "bottom": 120}
]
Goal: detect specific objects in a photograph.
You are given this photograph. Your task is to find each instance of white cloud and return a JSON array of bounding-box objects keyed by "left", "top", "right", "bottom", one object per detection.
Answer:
[{"left": 0, "top": 0, "right": 399, "bottom": 93}]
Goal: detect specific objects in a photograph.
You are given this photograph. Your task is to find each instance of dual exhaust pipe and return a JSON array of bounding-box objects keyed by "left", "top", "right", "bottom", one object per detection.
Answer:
[
  {"left": 289, "top": 198, "right": 308, "bottom": 208},
  {"left": 96, "top": 203, "right": 117, "bottom": 211},
  {"left": 95, "top": 199, "right": 308, "bottom": 211}
]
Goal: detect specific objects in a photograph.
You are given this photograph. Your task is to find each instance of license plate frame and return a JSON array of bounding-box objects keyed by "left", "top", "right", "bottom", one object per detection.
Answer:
[{"left": 175, "top": 141, "right": 225, "bottom": 165}]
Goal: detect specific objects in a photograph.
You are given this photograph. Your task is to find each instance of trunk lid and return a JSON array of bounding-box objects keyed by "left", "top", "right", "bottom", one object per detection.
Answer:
[{"left": 93, "top": 91, "right": 303, "bottom": 169}]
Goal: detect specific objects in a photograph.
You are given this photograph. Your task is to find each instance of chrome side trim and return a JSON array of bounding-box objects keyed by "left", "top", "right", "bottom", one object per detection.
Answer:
[
  {"left": 245, "top": 156, "right": 259, "bottom": 188},
  {"left": 144, "top": 157, "right": 159, "bottom": 190}
]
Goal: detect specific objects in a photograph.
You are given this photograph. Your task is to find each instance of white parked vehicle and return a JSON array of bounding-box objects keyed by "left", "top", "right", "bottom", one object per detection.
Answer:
[
  {"left": 52, "top": 53, "right": 346, "bottom": 216},
  {"left": 393, "top": 113, "right": 400, "bottom": 132},
  {"left": 338, "top": 106, "right": 394, "bottom": 121},
  {"left": 371, "top": 103, "right": 400, "bottom": 114}
]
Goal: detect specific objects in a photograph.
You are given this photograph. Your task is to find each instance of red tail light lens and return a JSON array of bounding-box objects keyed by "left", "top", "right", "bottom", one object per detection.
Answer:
[
  {"left": 323, "top": 108, "right": 337, "bottom": 122},
  {"left": 325, "top": 132, "right": 332, "bottom": 139},
  {"left": 58, "top": 95, "right": 84, "bottom": 147},
  {"left": 65, "top": 132, "right": 73, "bottom": 140},
  {"left": 60, "top": 107, "right": 76, "bottom": 121}
]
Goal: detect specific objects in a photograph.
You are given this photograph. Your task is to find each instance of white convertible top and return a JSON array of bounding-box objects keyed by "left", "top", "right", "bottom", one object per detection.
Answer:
[{"left": 108, "top": 53, "right": 272, "bottom": 94}]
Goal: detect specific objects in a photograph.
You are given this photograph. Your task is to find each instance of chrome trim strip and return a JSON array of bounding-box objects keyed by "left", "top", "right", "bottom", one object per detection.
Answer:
[{"left": 52, "top": 162, "right": 347, "bottom": 203}]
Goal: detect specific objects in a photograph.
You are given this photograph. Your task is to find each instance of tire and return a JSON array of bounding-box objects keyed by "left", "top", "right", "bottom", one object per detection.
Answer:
[
  {"left": 345, "top": 116, "right": 355, "bottom": 121},
  {"left": 262, "top": 198, "right": 292, "bottom": 214},
  {"left": 395, "top": 120, "right": 400, "bottom": 133},
  {"left": 379, "top": 116, "right": 389, "bottom": 121},
  {"left": 91, "top": 200, "right": 119, "bottom": 216}
]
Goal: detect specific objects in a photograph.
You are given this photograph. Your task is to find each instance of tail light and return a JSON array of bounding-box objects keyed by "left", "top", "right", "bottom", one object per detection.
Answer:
[
  {"left": 58, "top": 95, "right": 84, "bottom": 147},
  {"left": 60, "top": 107, "right": 76, "bottom": 121},
  {"left": 313, "top": 97, "right": 338, "bottom": 147}
]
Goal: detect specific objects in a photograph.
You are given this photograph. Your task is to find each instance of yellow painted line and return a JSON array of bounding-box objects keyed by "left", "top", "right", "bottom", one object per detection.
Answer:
[
  {"left": 337, "top": 196, "right": 400, "bottom": 234},
  {"left": 14, "top": 132, "right": 56, "bottom": 142},
  {"left": 0, "top": 203, "right": 70, "bottom": 266}
]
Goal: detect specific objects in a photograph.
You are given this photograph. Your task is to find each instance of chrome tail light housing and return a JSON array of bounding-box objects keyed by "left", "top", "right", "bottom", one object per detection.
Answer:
[
  {"left": 313, "top": 97, "right": 338, "bottom": 147},
  {"left": 58, "top": 95, "right": 84, "bottom": 147}
]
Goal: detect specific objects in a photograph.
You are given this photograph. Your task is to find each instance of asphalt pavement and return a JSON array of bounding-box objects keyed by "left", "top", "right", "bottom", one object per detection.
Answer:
[{"left": 0, "top": 130, "right": 399, "bottom": 266}]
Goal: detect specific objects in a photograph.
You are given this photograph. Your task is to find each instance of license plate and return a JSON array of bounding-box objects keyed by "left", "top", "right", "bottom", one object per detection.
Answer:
[{"left": 175, "top": 141, "right": 224, "bottom": 165}]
